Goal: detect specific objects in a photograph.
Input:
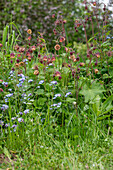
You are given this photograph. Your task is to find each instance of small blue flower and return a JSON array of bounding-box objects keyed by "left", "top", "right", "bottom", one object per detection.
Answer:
[
  {"left": 57, "top": 102, "right": 61, "bottom": 106},
  {"left": 19, "top": 78, "right": 25, "bottom": 82},
  {"left": 2, "top": 82, "right": 8, "bottom": 87},
  {"left": 24, "top": 109, "right": 29, "bottom": 114},
  {"left": 53, "top": 94, "right": 61, "bottom": 99},
  {"left": 65, "top": 92, "right": 72, "bottom": 97},
  {"left": 21, "top": 93, "right": 27, "bottom": 97},
  {"left": 37, "top": 86, "right": 40, "bottom": 89},
  {"left": 106, "top": 36, "right": 110, "bottom": 39},
  {"left": 1, "top": 104, "right": 9, "bottom": 110},
  {"left": 18, "top": 117, "right": 24, "bottom": 122},
  {"left": 18, "top": 112, "right": 23, "bottom": 115},
  {"left": 5, "top": 123, "right": 9, "bottom": 127},
  {"left": 41, "top": 118, "right": 45, "bottom": 122},
  {"left": 12, "top": 124, "right": 17, "bottom": 128},
  {"left": 48, "top": 63, "right": 53, "bottom": 66},
  {"left": 8, "top": 89, "right": 12, "bottom": 92},
  {"left": 5, "top": 98, "right": 8, "bottom": 103},
  {"left": 17, "top": 83, "right": 22, "bottom": 87},
  {"left": 13, "top": 128, "right": 16, "bottom": 132},
  {"left": 23, "top": 59, "right": 28, "bottom": 62},
  {"left": 51, "top": 103, "right": 57, "bottom": 107},
  {"left": 5, "top": 93, "right": 13, "bottom": 98},
  {"left": 28, "top": 79, "right": 33, "bottom": 83},
  {"left": 11, "top": 117, "right": 17, "bottom": 120},
  {"left": 50, "top": 81, "right": 57, "bottom": 86},
  {"left": 28, "top": 93, "right": 32, "bottom": 97},
  {"left": 39, "top": 80, "right": 44, "bottom": 84},
  {"left": 9, "top": 70, "right": 14, "bottom": 74}
]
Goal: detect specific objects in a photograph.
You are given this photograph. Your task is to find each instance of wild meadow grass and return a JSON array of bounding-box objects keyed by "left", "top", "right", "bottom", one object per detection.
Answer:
[{"left": 0, "top": 1, "right": 113, "bottom": 169}]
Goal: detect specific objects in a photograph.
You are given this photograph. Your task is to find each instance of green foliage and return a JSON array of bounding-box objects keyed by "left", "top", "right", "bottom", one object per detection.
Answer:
[
  {"left": 80, "top": 81, "right": 105, "bottom": 103},
  {"left": 0, "top": 1, "right": 113, "bottom": 169}
]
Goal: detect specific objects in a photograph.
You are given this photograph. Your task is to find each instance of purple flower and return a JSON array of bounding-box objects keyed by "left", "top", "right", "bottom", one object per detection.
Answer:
[
  {"left": 19, "top": 78, "right": 25, "bottom": 82},
  {"left": 5, "top": 98, "right": 8, "bottom": 103},
  {"left": 18, "top": 112, "right": 23, "bottom": 115},
  {"left": 5, "top": 123, "right": 9, "bottom": 127},
  {"left": 39, "top": 80, "right": 44, "bottom": 84},
  {"left": 23, "top": 59, "right": 28, "bottom": 62},
  {"left": 2, "top": 82, "right": 8, "bottom": 87},
  {"left": 24, "top": 109, "right": 29, "bottom": 114},
  {"left": 41, "top": 118, "right": 45, "bottom": 122},
  {"left": 18, "top": 117, "right": 24, "bottom": 122},
  {"left": 17, "top": 83, "right": 22, "bottom": 87},
  {"left": 28, "top": 93, "right": 32, "bottom": 97},
  {"left": 51, "top": 104, "right": 57, "bottom": 107},
  {"left": 53, "top": 93, "right": 61, "bottom": 99},
  {"left": 5, "top": 93, "right": 13, "bottom": 97},
  {"left": 11, "top": 117, "right": 17, "bottom": 120},
  {"left": 65, "top": 92, "right": 72, "bottom": 97},
  {"left": 8, "top": 89, "right": 12, "bottom": 92},
  {"left": 37, "top": 86, "right": 40, "bottom": 89},
  {"left": 48, "top": 63, "right": 53, "bottom": 66},
  {"left": 12, "top": 124, "right": 17, "bottom": 128},
  {"left": 50, "top": 81, "right": 57, "bottom": 86},
  {"left": 1, "top": 104, "right": 9, "bottom": 110},
  {"left": 28, "top": 79, "right": 33, "bottom": 83}
]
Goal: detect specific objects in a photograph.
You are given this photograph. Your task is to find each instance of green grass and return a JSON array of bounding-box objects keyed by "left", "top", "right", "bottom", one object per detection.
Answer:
[{"left": 0, "top": 4, "right": 113, "bottom": 169}]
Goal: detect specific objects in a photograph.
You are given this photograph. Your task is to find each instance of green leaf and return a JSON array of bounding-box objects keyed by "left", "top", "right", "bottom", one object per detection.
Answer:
[
  {"left": 3, "top": 147, "right": 11, "bottom": 161},
  {"left": 80, "top": 82, "right": 105, "bottom": 103},
  {"left": 97, "top": 115, "right": 110, "bottom": 120},
  {"left": 66, "top": 97, "right": 76, "bottom": 103},
  {"left": 102, "top": 94, "right": 113, "bottom": 112},
  {"left": 36, "top": 89, "right": 44, "bottom": 95},
  {"left": 38, "top": 97, "right": 47, "bottom": 105}
]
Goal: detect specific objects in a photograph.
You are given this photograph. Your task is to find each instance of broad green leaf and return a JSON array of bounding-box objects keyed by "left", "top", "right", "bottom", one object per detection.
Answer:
[
  {"left": 38, "top": 97, "right": 47, "bottom": 105},
  {"left": 80, "top": 82, "right": 105, "bottom": 103},
  {"left": 36, "top": 89, "right": 44, "bottom": 95}
]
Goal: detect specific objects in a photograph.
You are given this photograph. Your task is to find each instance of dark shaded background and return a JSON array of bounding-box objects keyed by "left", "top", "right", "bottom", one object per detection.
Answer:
[{"left": 0, "top": 0, "right": 113, "bottom": 48}]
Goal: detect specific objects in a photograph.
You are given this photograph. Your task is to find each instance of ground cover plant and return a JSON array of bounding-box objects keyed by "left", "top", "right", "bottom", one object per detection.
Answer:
[{"left": 0, "top": 1, "right": 113, "bottom": 169}]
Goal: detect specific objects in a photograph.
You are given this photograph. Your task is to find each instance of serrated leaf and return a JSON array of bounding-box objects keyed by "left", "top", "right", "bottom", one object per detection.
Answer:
[
  {"left": 80, "top": 82, "right": 105, "bottom": 103},
  {"left": 36, "top": 89, "right": 44, "bottom": 95}
]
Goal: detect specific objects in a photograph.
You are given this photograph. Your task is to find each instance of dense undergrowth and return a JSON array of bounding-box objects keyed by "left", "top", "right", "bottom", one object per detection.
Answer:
[{"left": 0, "top": 1, "right": 113, "bottom": 169}]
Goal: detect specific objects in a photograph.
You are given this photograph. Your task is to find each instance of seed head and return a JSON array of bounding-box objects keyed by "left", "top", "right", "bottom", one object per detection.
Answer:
[
  {"left": 34, "top": 70, "right": 39, "bottom": 75},
  {"left": 27, "top": 29, "right": 32, "bottom": 34},
  {"left": 10, "top": 53, "right": 15, "bottom": 58},
  {"left": 55, "top": 71, "right": 61, "bottom": 77},
  {"left": 15, "top": 63, "right": 19, "bottom": 68},
  {"left": 94, "top": 69, "right": 98, "bottom": 74},
  {"left": 0, "top": 43, "right": 3, "bottom": 47},
  {"left": 95, "top": 53, "right": 100, "bottom": 58},
  {"left": 31, "top": 46, "right": 36, "bottom": 51},
  {"left": 80, "top": 62, "right": 85, "bottom": 66},
  {"left": 19, "top": 62, "right": 24, "bottom": 66},
  {"left": 73, "top": 58, "right": 77, "bottom": 62},
  {"left": 43, "top": 56, "right": 47, "bottom": 61},
  {"left": 51, "top": 56, "right": 56, "bottom": 62},
  {"left": 28, "top": 56, "right": 32, "bottom": 61},
  {"left": 52, "top": 14, "right": 55, "bottom": 18},
  {"left": 59, "top": 36, "right": 65, "bottom": 42},
  {"left": 92, "top": 2, "right": 96, "bottom": 6},
  {"left": 55, "top": 44, "right": 60, "bottom": 51},
  {"left": 63, "top": 20, "right": 67, "bottom": 24}
]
